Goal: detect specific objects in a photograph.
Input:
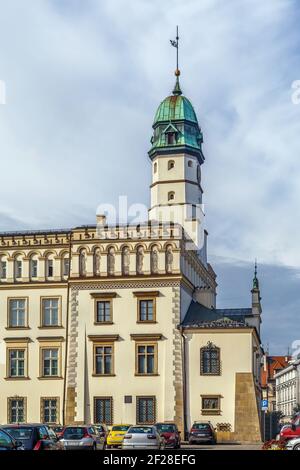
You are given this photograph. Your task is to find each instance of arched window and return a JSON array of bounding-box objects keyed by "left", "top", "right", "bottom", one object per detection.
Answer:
[
  {"left": 154, "top": 162, "right": 157, "bottom": 173},
  {"left": 14, "top": 255, "right": 23, "bottom": 280},
  {"left": 188, "top": 160, "right": 193, "bottom": 167},
  {"left": 168, "top": 191, "right": 175, "bottom": 201},
  {"left": 0, "top": 255, "right": 7, "bottom": 280},
  {"left": 46, "top": 254, "right": 55, "bottom": 278},
  {"left": 79, "top": 249, "right": 87, "bottom": 277},
  {"left": 200, "top": 342, "right": 221, "bottom": 375},
  {"left": 62, "top": 253, "right": 70, "bottom": 278},
  {"left": 30, "top": 254, "right": 39, "bottom": 279},
  {"left": 168, "top": 160, "right": 175, "bottom": 170}
]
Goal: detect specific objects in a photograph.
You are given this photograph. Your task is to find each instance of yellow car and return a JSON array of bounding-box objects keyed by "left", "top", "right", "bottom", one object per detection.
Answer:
[{"left": 106, "top": 424, "right": 132, "bottom": 448}]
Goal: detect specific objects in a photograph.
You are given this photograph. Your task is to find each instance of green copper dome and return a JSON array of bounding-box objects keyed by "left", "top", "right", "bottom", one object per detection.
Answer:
[
  {"left": 149, "top": 77, "right": 204, "bottom": 163},
  {"left": 154, "top": 94, "right": 198, "bottom": 125}
]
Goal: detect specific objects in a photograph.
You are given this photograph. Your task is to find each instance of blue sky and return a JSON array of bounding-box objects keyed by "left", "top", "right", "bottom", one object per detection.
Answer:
[{"left": 0, "top": 0, "right": 300, "bottom": 353}]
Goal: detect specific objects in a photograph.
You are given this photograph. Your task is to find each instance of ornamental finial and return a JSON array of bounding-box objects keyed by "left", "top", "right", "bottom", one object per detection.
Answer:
[{"left": 170, "top": 26, "right": 182, "bottom": 95}]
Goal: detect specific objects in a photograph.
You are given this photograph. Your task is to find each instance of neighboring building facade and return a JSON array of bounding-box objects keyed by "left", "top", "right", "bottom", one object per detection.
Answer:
[
  {"left": 0, "top": 70, "right": 263, "bottom": 441},
  {"left": 261, "top": 355, "right": 290, "bottom": 412},
  {"left": 275, "top": 358, "right": 300, "bottom": 420}
]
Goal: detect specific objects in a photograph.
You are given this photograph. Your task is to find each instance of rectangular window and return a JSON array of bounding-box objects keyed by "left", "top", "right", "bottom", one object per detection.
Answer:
[
  {"left": 42, "top": 348, "right": 59, "bottom": 377},
  {"left": 94, "top": 345, "right": 113, "bottom": 375},
  {"left": 136, "top": 344, "right": 157, "bottom": 375},
  {"left": 0, "top": 261, "right": 7, "bottom": 279},
  {"left": 136, "top": 396, "right": 156, "bottom": 424},
  {"left": 41, "top": 298, "right": 59, "bottom": 327},
  {"left": 41, "top": 398, "right": 58, "bottom": 424},
  {"left": 8, "top": 398, "right": 25, "bottom": 424},
  {"left": 15, "top": 260, "right": 22, "bottom": 279},
  {"left": 94, "top": 397, "right": 113, "bottom": 425},
  {"left": 200, "top": 344, "right": 221, "bottom": 375},
  {"left": 31, "top": 260, "right": 38, "bottom": 278},
  {"left": 138, "top": 300, "right": 154, "bottom": 322},
  {"left": 201, "top": 396, "right": 221, "bottom": 415},
  {"left": 9, "top": 349, "right": 25, "bottom": 377},
  {"left": 47, "top": 260, "right": 53, "bottom": 277},
  {"left": 96, "top": 301, "right": 111, "bottom": 323},
  {"left": 63, "top": 258, "right": 69, "bottom": 277},
  {"left": 8, "top": 299, "right": 27, "bottom": 327}
]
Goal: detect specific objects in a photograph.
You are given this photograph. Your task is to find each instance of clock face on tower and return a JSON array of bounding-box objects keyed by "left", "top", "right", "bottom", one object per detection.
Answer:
[{"left": 197, "top": 165, "right": 201, "bottom": 185}]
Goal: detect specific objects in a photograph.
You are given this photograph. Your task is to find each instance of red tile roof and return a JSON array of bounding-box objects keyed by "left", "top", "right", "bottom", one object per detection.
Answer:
[{"left": 261, "top": 356, "right": 291, "bottom": 387}]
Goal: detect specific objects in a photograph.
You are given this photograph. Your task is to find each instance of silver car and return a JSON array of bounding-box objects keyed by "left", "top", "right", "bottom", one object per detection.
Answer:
[
  {"left": 60, "top": 425, "right": 105, "bottom": 450},
  {"left": 285, "top": 437, "right": 300, "bottom": 450},
  {"left": 122, "top": 425, "right": 165, "bottom": 450}
]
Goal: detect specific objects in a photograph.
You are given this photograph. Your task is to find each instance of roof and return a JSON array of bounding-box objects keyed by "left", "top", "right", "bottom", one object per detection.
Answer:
[
  {"left": 181, "top": 301, "right": 253, "bottom": 329},
  {"left": 153, "top": 94, "right": 198, "bottom": 125},
  {"left": 261, "top": 356, "right": 292, "bottom": 386}
]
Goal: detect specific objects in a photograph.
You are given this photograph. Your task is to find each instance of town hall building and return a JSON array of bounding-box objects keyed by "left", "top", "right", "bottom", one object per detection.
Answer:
[{"left": 0, "top": 66, "right": 263, "bottom": 442}]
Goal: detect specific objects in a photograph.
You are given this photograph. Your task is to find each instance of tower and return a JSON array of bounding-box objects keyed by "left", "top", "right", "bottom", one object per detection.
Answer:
[{"left": 148, "top": 34, "right": 205, "bottom": 253}]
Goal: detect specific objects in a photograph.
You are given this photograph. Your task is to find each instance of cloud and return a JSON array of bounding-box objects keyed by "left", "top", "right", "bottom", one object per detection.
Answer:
[
  {"left": 213, "top": 255, "right": 300, "bottom": 355},
  {"left": 0, "top": 0, "right": 299, "bottom": 350}
]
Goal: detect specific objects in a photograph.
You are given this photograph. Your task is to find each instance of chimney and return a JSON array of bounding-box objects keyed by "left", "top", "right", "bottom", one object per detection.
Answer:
[{"left": 96, "top": 214, "right": 107, "bottom": 225}]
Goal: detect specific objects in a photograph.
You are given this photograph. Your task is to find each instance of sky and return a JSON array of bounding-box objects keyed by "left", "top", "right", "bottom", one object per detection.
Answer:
[{"left": 0, "top": 0, "right": 300, "bottom": 354}]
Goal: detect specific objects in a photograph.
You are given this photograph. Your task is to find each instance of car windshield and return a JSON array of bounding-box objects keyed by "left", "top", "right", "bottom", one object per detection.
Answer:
[
  {"left": 156, "top": 424, "right": 176, "bottom": 433},
  {"left": 4, "top": 427, "right": 33, "bottom": 440},
  {"left": 53, "top": 427, "right": 63, "bottom": 432},
  {"left": 192, "top": 423, "right": 211, "bottom": 430},
  {"left": 63, "top": 427, "right": 85, "bottom": 439},
  {"left": 112, "top": 426, "right": 130, "bottom": 432},
  {"left": 129, "top": 427, "right": 153, "bottom": 434}
]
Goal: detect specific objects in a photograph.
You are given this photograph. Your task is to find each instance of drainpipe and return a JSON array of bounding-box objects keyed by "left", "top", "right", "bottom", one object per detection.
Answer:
[
  {"left": 62, "top": 231, "right": 72, "bottom": 426},
  {"left": 179, "top": 326, "right": 188, "bottom": 441}
]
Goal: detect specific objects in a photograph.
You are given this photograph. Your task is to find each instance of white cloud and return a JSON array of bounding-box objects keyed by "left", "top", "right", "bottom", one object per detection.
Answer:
[{"left": 0, "top": 1, "right": 300, "bottom": 347}]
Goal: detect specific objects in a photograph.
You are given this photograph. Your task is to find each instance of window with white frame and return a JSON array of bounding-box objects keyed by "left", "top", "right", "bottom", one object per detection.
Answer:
[
  {"left": 8, "top": 299, "right": 27, "bottom": 328},
  {"left": 42, "top": 348, "right": 59, "bottom": 377},
  {"left": 8, "top": 349, "right": 25, "bottom": 377},
  {"left": 30, "top": 259, "right": 38, "bottom": 278},
  {"left": 41, "top": 298, "right": 59, "bottom": 327}
]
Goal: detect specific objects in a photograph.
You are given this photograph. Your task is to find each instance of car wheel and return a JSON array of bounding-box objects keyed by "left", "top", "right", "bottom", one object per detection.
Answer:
[{"left": 294, "top": 443, "right": 300, "bottom": 450}]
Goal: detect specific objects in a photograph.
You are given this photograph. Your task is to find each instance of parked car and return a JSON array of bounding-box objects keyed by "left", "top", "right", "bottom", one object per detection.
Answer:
[
  {"left": 2, "top": 424, "right": 62, "bottom": 450},
  {"left": 279, "top": 423, "right": 300, "bottom": 441},
  {"left": 188, "top": 421, "right": 217, "bottom": 445},
  {"left": 59, "top": 425, "right": 105, "bottom": 450},
  {"left": 49, "top": 425, "right": 64, "bottom": 439},
  {"left": 93, "top": 424, "right": 109, "bottom": 445},
  {"left": 106, "top": 424, "right": 132, "bottom": 448},
  {"left": 285, "top": 437, "right": 300, "bottom": 450},
  {"left": 155, "top": 422, "right": 181, "bottom": 448},
  {"left": 0, "top": 428, "right": 24, "bottom": 451},
  {"left": 122, "top": 425, "right": 165, "bottom": 450}
]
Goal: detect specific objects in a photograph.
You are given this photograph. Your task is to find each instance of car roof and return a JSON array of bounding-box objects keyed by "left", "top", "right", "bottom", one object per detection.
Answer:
[
  {"left": 112, "top": 424, "right": 132, "bottom": 426},
  {"left": 2, "top": 423, "right": 46, "bottom": 428}
]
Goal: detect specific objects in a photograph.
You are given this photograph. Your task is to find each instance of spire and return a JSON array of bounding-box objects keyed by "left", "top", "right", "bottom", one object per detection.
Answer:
[
  {"left": 253, "top": 259, "right": 259, "bottom": 290},
  {"left": 170, "top": 26, "right": 182, "bottom": 96}
]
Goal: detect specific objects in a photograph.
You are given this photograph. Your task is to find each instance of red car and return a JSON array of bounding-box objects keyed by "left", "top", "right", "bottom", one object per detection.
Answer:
[
  {"left": 155, "top": 422, "right": 181, "bottom": 448},
  {"left": 279, "top": 414, "right": 300, "bottom": 441}
]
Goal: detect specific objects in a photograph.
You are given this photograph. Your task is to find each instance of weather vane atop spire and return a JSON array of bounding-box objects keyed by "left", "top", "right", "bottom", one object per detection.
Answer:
[
  {"left": 253, "top": 259, "right": 259, "bottom": 289},
  {"left": 170, "top": 26, "right": 182, "bottom": 95}
]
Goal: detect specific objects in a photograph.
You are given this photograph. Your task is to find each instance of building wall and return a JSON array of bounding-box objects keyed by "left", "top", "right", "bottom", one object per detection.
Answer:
[
  {"left": 0, "top": 285, "right": 67, "bottom": 424},
  {"left": 185, "top": 329, "right": 258, "bottom": 434}
]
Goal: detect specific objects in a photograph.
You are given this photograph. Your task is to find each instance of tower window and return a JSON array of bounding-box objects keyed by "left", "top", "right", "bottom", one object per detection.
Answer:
[
  {"left": 154, "top": 162, "right": 157, "bottom": 173},
  {"left": 188, "top": 160, "right": 193, "bottom": 167},
  {"left": 168, "top": 192, "right": 175, "bottom": 201},
  {"left": 167, "top": 133, "right": 176, "bottom": 145},
  {"left": 168, "top": 160, "right": 175, "bottom": 170}
]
